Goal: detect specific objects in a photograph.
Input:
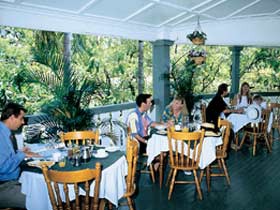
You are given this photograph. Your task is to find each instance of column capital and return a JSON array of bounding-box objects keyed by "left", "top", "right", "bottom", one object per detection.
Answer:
[
  {"left": 230, "top": 46, "right": 243, "bottom": 53},
  {"left": 152, "top": 39, "right": 174, "bottom": 47}
]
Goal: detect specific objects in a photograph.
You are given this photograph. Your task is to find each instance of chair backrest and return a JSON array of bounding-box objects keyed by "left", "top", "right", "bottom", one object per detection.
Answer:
[
  {"left": 42, "top": 162, "right": 101, "bottom": 210},
  {"left": 201, "top": 103, "right": 206, "bottom": 123},
  {"left": 250, "top": 109, "right": 270, "bottom": 133},
  {"left": 125, "top": 136, "right": 139, "bottom": 197},
  {"left": 217, "top": 118, "right": 231, "bottom": 157},
  {"left": 270, "top": 103, "right": 280, "bottom": 128},
  {"left": 167, "top": 129, "right": 205, "bottom": 170},
  {"left": 60, "top": 130, "right": 99, "bottom": 146}
]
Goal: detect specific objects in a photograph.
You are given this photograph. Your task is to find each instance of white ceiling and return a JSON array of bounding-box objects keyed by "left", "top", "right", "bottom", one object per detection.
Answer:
[{"left": 1, "top": 0, "right": 280, "bottom": 46}]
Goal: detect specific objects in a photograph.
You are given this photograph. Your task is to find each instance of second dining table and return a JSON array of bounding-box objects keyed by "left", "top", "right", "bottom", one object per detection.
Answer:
[
  {"left": 19, "top": 143, "right": 128, "bottom": 210},
  {"left": 147, "top": 130, "right": 222, "bottom": 188}
]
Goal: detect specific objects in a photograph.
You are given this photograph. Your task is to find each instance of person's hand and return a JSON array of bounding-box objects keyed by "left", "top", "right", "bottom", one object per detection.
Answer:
[
  {"left": 166, "top": 120, "right": 174, "bottom": 128},
  {"left": 24, "top": 151, "right": 41, "bottom": 158},
  {"left": 21, "top": 147, "right": 31, "bottom": 153},
  {"left": 235, "top": 108, "right": 244, "bottom": 114}
]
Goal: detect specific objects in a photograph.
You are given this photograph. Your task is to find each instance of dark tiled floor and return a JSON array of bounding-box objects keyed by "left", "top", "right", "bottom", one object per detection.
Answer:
[{"left": 132, "top": 130, "right": 280, "bottom": 210}]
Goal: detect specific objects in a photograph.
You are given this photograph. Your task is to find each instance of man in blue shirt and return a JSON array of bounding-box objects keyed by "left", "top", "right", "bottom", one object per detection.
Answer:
[
  {"left": 0, "top": 102, "right": 39, "bottom": 208},
  {"left": 127, "top": 93, "right": 165, "bottom": 154}
]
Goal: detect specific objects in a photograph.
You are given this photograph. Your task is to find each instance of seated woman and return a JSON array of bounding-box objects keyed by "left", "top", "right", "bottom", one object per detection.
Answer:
[
  {"left": 232, "top": 82, "right": 252, "bottom": 109},
  {"left": 161, "top": 95, "right": 189, "bottom": 127}
]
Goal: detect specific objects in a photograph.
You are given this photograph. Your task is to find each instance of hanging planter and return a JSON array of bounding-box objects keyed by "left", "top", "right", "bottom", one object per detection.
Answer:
[
  {"left": 187, "top": 31, "right": 207, "bottom": 45},
  {"left": 186, "top": 16, "right": 207, "bottom": 45},
  {"left": 190, "top": 56, "right": 206, "bottom": 65},
  {"left": 188, "top": 49, "right": 206, "bottom": 65}
]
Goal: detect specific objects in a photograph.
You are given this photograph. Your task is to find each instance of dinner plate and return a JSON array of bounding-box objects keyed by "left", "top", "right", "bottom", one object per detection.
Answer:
[
  {"left": 27, "top": 160, "right": 55, "bottom": 168},
  {"left": 156, "top": 130, "right": 167, "bottom": 135},
  {"left": 155, "top": 125, "right": 167, "bottom": 130},
  {"left": 93, "top": 152, "right": 109, "bottom": 158},
  {"left": 205, "top": 131, "right": 221, "bottom": 137},
  {"left": 246, "top": 104, "right": 260, "bottom": 120},
  {"left": 106, "top": 146, "right": 120, "bottom": 152}
]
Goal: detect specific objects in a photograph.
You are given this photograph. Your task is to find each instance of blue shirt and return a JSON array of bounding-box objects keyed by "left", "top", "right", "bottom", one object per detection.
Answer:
[
  {"left": 0, "top": 122, "right": 25, "bottom": 181},
  {"left": 126, "top": 107, "right": 153, "bottom": 137}
]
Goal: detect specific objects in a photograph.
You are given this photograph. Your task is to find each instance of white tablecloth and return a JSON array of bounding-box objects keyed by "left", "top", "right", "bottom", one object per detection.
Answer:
[
  {"left": 227, "top": 113, "right": 273, "bottom": 133},
  {"left": 19, "top": 156, "right": 128, "bottom": 210},
  {"left": 146, "top": 134, "right": 222, "bottom": 169}
]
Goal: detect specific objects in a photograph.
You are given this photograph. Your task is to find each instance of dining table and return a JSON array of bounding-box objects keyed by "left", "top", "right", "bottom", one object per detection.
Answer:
[
  {"left": 146, "top": 129, "right": 222, "bottom": 188},
  {"left": 19, "top": 143, "right": 128, "bottom": 210}
]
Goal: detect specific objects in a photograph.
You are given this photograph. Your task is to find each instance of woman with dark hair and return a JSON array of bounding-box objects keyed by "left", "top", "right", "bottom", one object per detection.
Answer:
[{"left": 232, "top": 82, "right": 252, "bottom": 108}]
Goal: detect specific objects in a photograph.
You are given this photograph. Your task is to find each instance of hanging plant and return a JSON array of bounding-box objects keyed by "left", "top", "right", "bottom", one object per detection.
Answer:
[
  {"left": 186, "top": 16, "right": 207, "bottom": 45},
  {"left": 188, "top": 48, "right": 207, "bottom": 65},
  {"left": 187, "top": 30, "right": 207, "bottom": 45}
]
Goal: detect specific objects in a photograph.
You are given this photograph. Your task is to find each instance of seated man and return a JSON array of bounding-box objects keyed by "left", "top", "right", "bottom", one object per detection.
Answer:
[
  {"left": 127, "top": 93, "right": 166, "bottom": 154},
  {"left": 0, "top": 102, "right": 39, "bottom": 209}
]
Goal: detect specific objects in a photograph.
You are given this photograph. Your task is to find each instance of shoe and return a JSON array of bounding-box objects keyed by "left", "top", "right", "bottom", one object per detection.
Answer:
[{"left": 184, "top": 170, "right": 192, "bottom": 175}]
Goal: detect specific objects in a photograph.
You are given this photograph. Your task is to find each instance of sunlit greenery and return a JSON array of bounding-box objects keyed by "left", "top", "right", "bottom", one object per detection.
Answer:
[{"left": 0, "top": 26, "right": 279, "bottom": 115}]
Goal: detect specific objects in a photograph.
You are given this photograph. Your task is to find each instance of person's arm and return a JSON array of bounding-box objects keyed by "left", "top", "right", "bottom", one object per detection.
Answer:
[
  {"left": 0, "top": 150, "right": 25, "bottom": 174},
  {"left": 231, "top": 94, "right": 239, "bottom": 106},
  {"left": 134, "top": 134, "right": 148, "bottom": 144}
]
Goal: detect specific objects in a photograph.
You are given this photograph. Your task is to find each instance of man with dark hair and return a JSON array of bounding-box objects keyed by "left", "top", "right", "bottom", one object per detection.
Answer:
[
  {"left": 0, "top": 102, "right": 39, "bottom": 208},
  {"left": 206, "top": 83, "right": 242, "bottom": 130},
  {"left": 127, "top": 93, "right": 166, "bottom": 154}
]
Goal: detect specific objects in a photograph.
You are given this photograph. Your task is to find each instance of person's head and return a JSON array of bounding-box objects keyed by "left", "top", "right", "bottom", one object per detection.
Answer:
[
  {"left": 240, "top": 82, "right": 250, "bottom": 95},
  {"left": 253, "top": 95, "right": 263, "bottom": 105},
  {"left": 169, "top": 95, "right": 188, "bottom": 115},
  {"left": 217, "top": 83, "right": 229, "bottom": 97},
  {"left": 135, "top": 93, "right": 153, "bottom": 112},
  {"left": 1, "top": 102, "right": 27, "bottom": 131}
]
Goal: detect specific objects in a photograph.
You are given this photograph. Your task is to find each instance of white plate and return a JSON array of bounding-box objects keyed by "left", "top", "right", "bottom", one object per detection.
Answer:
[
  {"left": 27, "top": 160, "right": 55, "bottom": 168},
  {"left": 93, "top": 152, "right": 109, "bottom": 158},
  {"left": 156, "top": 130, "right": 167, "bottom": 135},
  {"left": 155, "top": 125, "right": 167, "bottom": 130},
  {"left": 106, "top": 146, "right": 120, "bottom": 152},
  {"left": 246, "top": 104, "right": 260, "bottom": 120}
]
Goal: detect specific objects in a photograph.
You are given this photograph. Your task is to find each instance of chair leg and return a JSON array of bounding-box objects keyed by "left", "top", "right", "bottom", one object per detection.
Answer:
[
  {"left": 264, "top": 135, "right": 272, "bottom": 153},
  {"left": 239, "top": 132, "right": 248, "bottom": 150},
  {"left": 199, "top": 169, "right": 205, "bottom": 183},
  {"left": 221, "top": 158, "right": 231, "bottom": 185},
  {"left": 206, "top": 166, "right": 211, "bottom": 192},
  {"left": 149, "top": 164, "right": 155, "bottom": 183},
  {"left": 193, "top": 170, "right": 203, "bottom": 200},
  {"left": 99, "top": 199, "right": 106, "bottom": 210},
  {"left": 159, "top": 152, "right": 164, "bottom": 189},
  {"left": 168, "top": 169, "right": 177, "bottom": 200},
  {"left": 127, "top": 196, "right": 135, "bottom": 210},
  {"left": 235, "top": 132, "right": 239, "bottom": 151},
  {"left": 166, "top": 168, "right": 173, "bottom": 187},
  {"left": 253, "top": 135, "right": 257, "bottom": 156}
]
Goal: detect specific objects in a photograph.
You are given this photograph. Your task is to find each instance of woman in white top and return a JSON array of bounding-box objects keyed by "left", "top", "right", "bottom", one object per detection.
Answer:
[{"left": 232, "top": 82, "right": 252, "bottom": 109}]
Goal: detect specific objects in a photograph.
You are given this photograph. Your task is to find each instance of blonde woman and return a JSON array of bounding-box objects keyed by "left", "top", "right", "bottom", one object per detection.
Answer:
[
  {"left": 161, "top": 95, "right": 189, "bottom": 125},
  {"left": 232, "top": 82, "right": 252, "bottom": 109}
]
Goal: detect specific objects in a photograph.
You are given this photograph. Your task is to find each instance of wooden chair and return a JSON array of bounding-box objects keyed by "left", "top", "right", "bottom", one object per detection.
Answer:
[
  {"left": 100, "top": 134, "right": 139, "bottom": 210},
  {"left": 127, "top": 127, "right": 155, "bottom": 184},
  {"left": 60, "top": 130, "right": 99, "bottom": 146},
  {"left": 239, "top": 109, "right": 272, "bottom": 156},
  {"left": 166, "top": 129, "right": 205, "bottom": 200},
  {"left": 199, "top": 118, "right": 231, "bottom": 192},
  {"left": 42, "top": 162, "right": 102, "bottom": 210},
  {"left": 270, "top": 103, "right": 280, "bottom": 141}
]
